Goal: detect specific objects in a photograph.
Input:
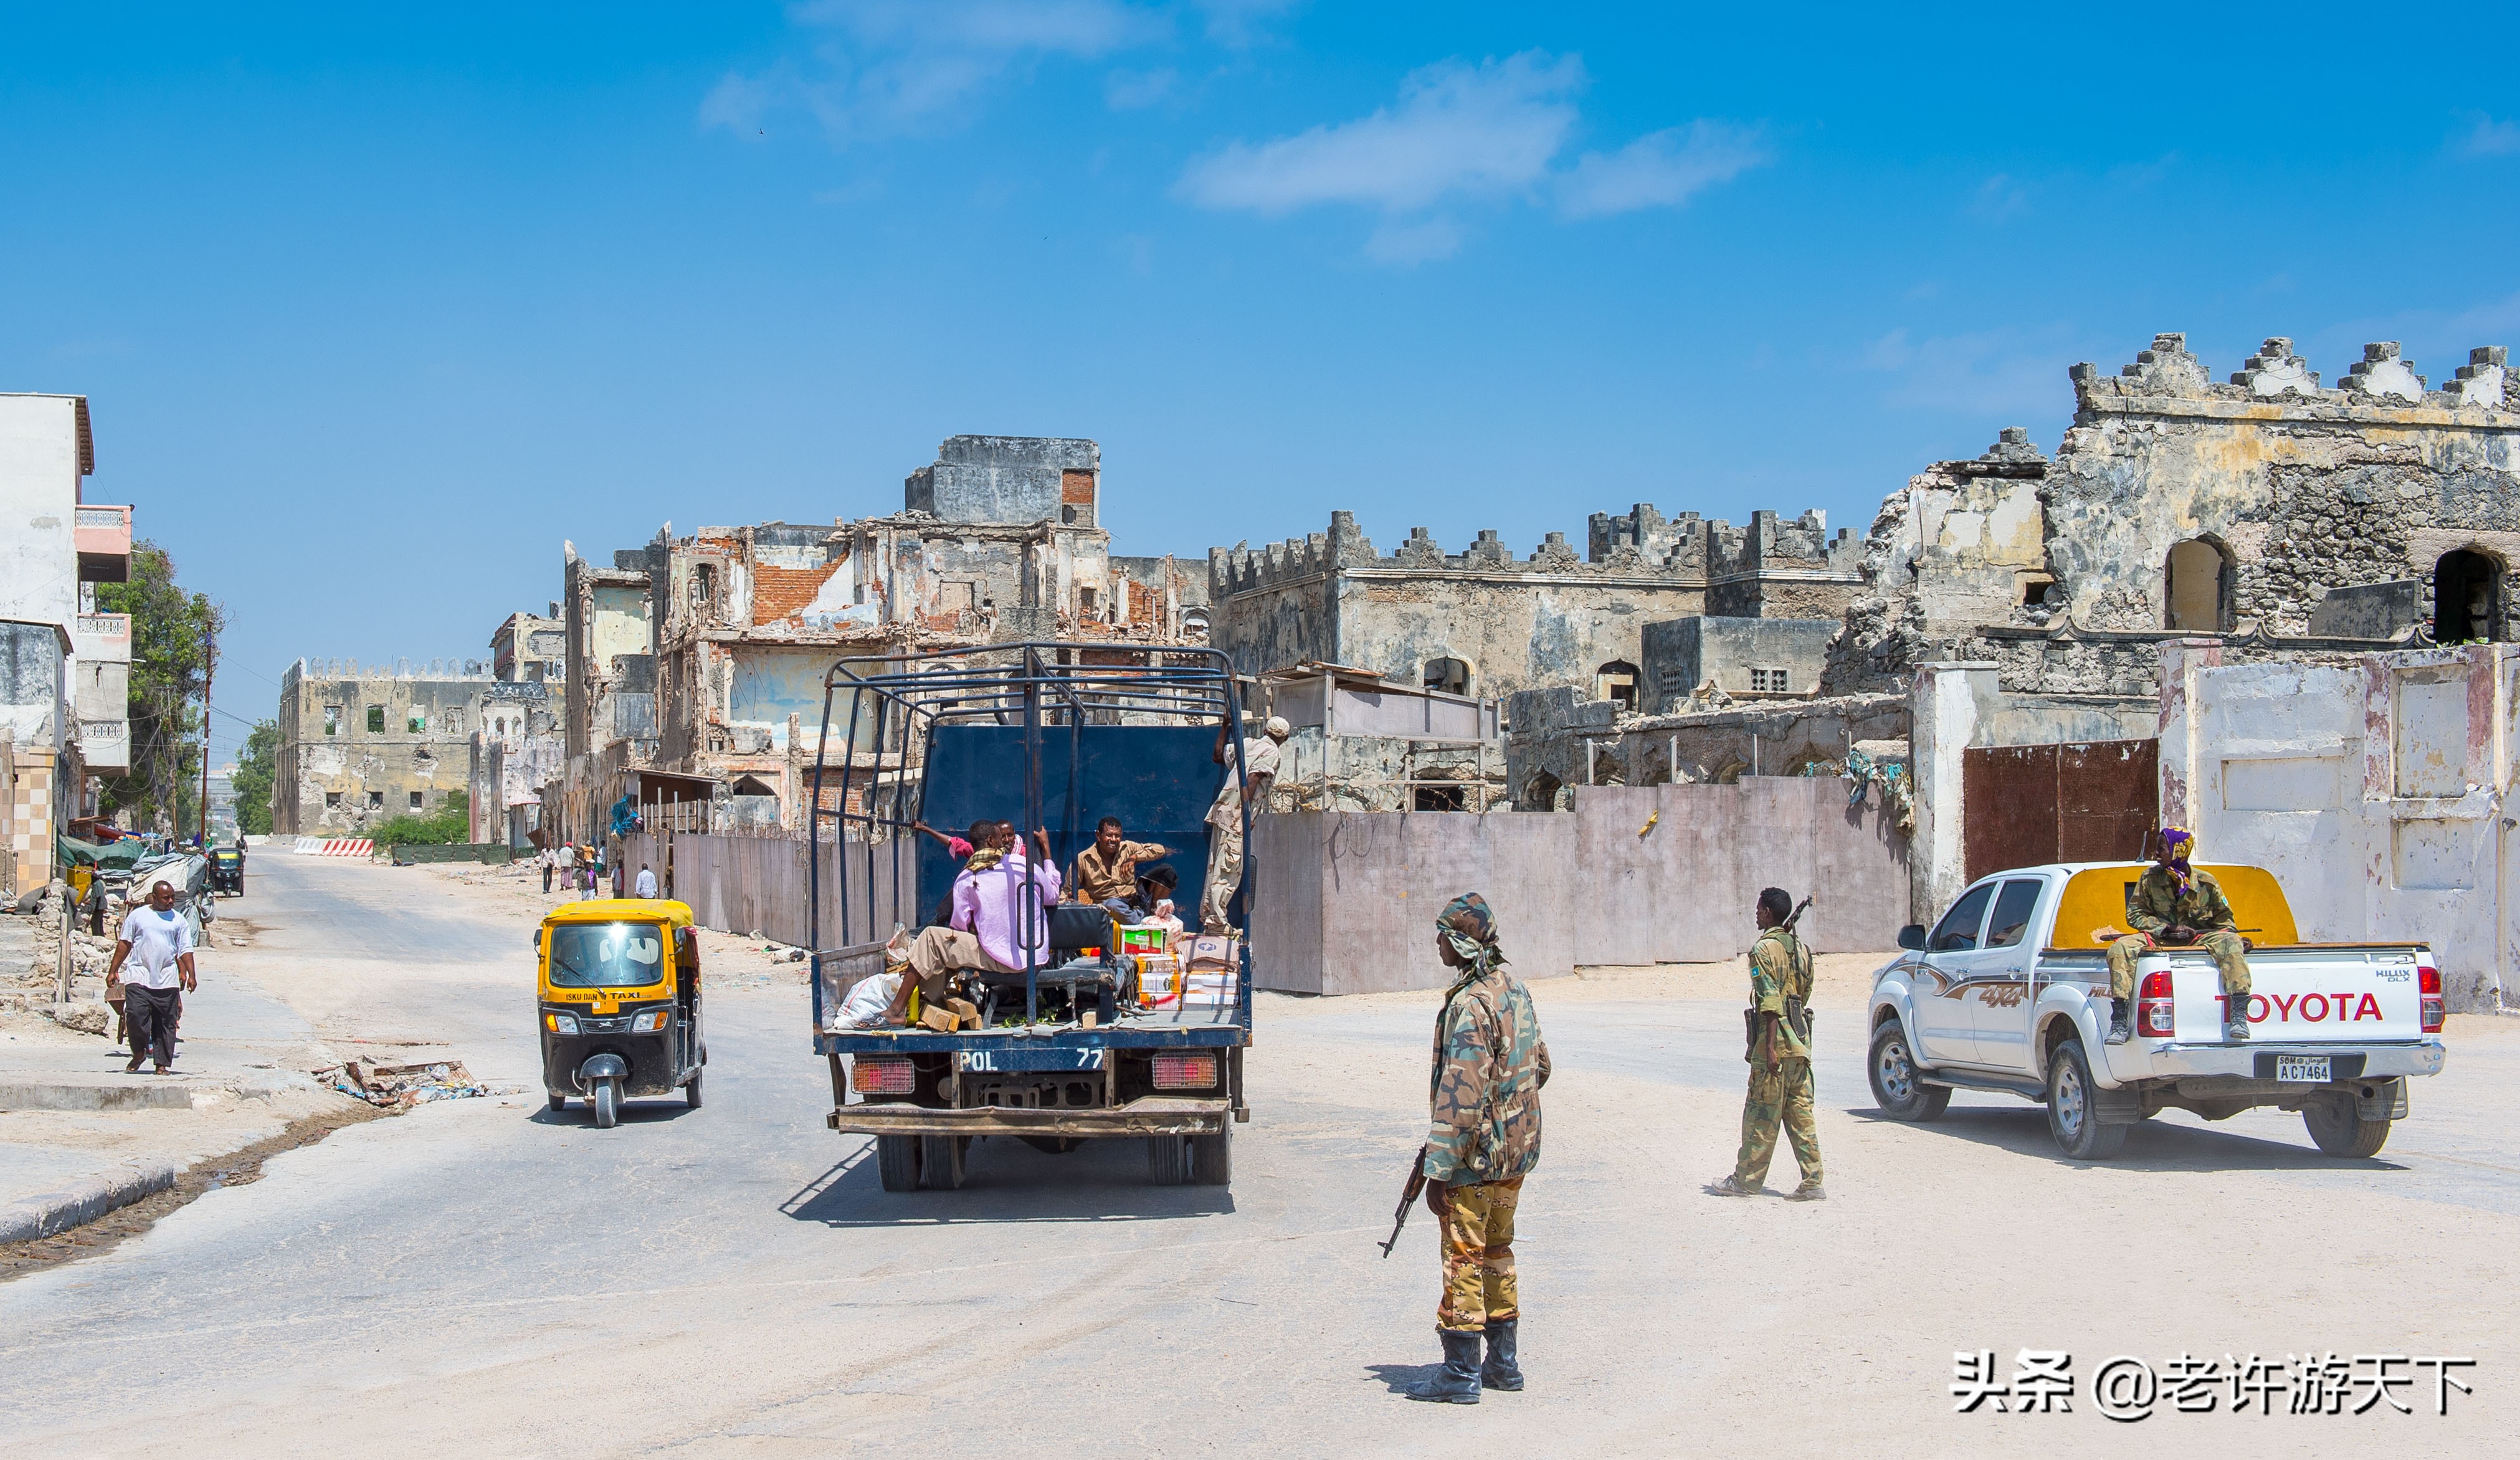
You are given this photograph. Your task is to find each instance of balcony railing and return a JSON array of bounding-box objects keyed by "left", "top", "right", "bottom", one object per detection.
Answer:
[
  {"left": 74, "top": 612, "right": 131, "bottom": 662},
  {"left": 78, "top": 718, "right": 130, "bottom": 772},
  {"left": 75, "top": 504, "right": 131, "bottom": 583}
]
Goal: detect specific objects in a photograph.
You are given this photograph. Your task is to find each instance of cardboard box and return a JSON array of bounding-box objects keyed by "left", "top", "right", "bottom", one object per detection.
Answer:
[
  {"left": 1134, "top": 954, "right": 1182, "bottom": 1008},
  {"left": 1116, "top": 925, "right": 1167, "bottom": 956}
]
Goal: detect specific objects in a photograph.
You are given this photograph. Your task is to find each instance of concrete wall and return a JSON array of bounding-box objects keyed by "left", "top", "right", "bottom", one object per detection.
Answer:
[
  {"left": 905, "top": 436, "right": 1098, "bottom": 528},
  {"left": 1250, "top": 778, "right": 1910, "bottom": 995},
  {"left": 2161, "top": 641, "right": 2518, "bottom": 1011},
  {"left": 273, "top": 661, "right": 492, "bottom": 835},
  {"left": 0, "top": 395, "right": 83, "bottom": 632},
  {"left": 622, "top": 829, "right": 918, "bottom": 952},
  {"left": 1642, "top": 616, "right": 1841, "bottom": 707}
]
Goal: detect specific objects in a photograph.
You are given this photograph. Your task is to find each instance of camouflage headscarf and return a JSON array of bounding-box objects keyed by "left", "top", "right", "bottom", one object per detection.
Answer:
[
  {"left": 1437, "top": 892, "right": 1503, "bottom": 979},
  {"left": 2156, "top": 826, "right": 2195, "bottom": 897}
]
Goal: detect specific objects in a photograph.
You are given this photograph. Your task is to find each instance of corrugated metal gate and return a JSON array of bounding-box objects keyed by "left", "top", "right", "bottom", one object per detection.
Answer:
[{"left": 1963, "top": 738, "right": 2159, "bottom": 883}]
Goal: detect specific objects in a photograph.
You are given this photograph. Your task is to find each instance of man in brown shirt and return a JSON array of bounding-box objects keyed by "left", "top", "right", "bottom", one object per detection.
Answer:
[{"left": 1070, "top": 817, "right": 1171, "bottom": 918}]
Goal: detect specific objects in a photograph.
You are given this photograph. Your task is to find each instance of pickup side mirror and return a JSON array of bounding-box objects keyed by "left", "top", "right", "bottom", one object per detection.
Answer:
[{"left": 1896, "top": 923, "right": 1928, "bottom": 952}]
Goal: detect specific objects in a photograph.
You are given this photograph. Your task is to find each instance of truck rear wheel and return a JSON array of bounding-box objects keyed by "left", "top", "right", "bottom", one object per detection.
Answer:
[
  {"left": 1147, "top": 1134, "right": 1191, "bottom": 1186},
  {"left": 2304, "top": 1096, "right": 2392, "bottom": 1158},
  {"left": 2045, "top": 1038, "right": 2126, "bottom": 1160},
  {"left": 875, "top": 1133, "right": 921, "bottom": 1191},
  {"left": 1868, "top": 1021, "right": 1951, "bottom": 1121},
  {"left": 920, "top": 1133, "right": 968, "bottom": 1189},
  {"left": 1191, "top": 1127, "right": 1231, "bottom": 1185}
]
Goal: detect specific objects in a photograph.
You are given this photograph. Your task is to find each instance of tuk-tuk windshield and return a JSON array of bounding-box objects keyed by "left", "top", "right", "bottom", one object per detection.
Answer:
[{"left": 548, "top": 922, "right": 668, "bottom": 988}]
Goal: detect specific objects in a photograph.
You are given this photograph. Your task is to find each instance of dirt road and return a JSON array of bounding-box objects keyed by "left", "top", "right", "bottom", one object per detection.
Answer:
[{"left": 1, "top": 857, "right": 2508, "bottom": 1456}]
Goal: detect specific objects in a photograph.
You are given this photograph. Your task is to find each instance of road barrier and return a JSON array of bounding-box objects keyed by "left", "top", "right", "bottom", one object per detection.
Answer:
[{"left": 292, "top": 837, "right": 374, "bottom": 857}]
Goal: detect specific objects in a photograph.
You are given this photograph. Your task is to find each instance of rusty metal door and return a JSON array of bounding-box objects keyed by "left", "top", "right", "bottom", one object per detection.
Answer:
[{"left": 1963, "top": 739, "right": 2158, "bottom": 883}]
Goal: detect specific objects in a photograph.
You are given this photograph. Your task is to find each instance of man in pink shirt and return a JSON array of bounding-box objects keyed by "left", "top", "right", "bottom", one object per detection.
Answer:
[{"left": 885, "top": 826, "right": 1061, "bottom": 1021}]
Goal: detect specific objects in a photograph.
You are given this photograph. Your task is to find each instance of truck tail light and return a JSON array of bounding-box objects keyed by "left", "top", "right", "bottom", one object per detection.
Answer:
[
  {"left": 2419, "top": 963, "right": 2445, "bottom": 1034},
  {"left": 1151, "top": 1052, "right": 1218, "bottom": 1090},
  {"left": 2137, "top": 970, "right": 2175, "bottom": 1038},
  {"left": 851, "top": 1055, "right": 915, "bottom": 1094}
]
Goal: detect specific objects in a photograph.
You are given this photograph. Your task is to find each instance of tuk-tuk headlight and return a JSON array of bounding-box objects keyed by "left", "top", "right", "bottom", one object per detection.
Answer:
[
  {"left": 630, "top": 1009, "right": 668, "bottom": 1033},
  {"left": 545, "top": 1011, "right": 580, "bottom": 1036}
]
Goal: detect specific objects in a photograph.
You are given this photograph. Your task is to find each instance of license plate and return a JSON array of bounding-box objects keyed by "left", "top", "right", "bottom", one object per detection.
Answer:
[
  {"left": 958, "top": 1048, "right": 1106, "bottom": 1074},
  {"left": 2276, "top": 1055, "right": 2331, "bottom": 1083}
]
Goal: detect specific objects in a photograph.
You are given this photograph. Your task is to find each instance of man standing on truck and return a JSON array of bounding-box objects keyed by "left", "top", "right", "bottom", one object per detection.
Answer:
[
  {"left": 2104, "top": 827, "right": 2251, "bottom": 1044},
  {"left": 1199, "top": 715, "right": 1288, "bottom": 934},
  {"left": 1405, "top": 892, "right": 1549, "bottom": 1405},
  {"left": 1711, "top": 887, "right": 1823, "bottom": 1201}
]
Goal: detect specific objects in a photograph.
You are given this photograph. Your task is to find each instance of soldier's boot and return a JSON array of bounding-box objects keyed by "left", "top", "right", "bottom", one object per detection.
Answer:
[
  {"left": 1480, "top": 1318, "right": 1523, "bottom": 1391},
  {"left": 1786, "top": 1180, "right": 1826, "bottom": 1202},
  {"left": 2224, "top": 993, "right": 2251, "bottom": 1043},
  {"left": 1403, "top": 1330, "right": 1483, "bottom": 1405},
  {"left": 1707, "top": 1174, "right": 1760, "bottom": 1198},
  {"left": 2105, "top": 999, "right": 2132, "bottom": 1044}
]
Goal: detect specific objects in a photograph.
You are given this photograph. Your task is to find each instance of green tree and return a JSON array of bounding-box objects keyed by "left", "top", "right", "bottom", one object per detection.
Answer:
[
  {"left": 95, "top": 542, "right": 224, "bottom": 834},
  {"left": 231, "top": 719, "right": 279, "bottom": 836}
]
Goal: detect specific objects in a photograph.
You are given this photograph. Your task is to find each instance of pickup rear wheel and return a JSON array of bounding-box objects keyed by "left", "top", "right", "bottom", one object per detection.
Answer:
[
  {"left": 1868, "top": 1021, "right": 1951, "bottom": 1121},
  {"left": 2045, "top": 1038, "right": 2126, "bottom": 1160},
  {"left": 2303, "top": 1096, "right": 2392, "bottom": 1158},
  {"left": 1147, "top": 1134, "right": 1191, "bottom": 1186}
]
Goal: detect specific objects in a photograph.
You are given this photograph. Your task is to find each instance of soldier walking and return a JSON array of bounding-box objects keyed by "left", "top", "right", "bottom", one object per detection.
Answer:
[
  {"left": 1711, "top": 887, "right": 1824, "bottom": 1201},
  {"left": 2103, "top": 827, "right": 2251, "bottom": 1044},
  {"left": 1404, "top": 893, "right": 1551, "bottom": 1405}
]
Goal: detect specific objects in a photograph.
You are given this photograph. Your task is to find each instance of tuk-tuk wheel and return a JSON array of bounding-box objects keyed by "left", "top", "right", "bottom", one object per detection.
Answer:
[
  {"left": 684, "top": 1072, "right": 702, "bottom": 1109},
  {"left": 593, "top": 1080, "right": 620, "bottom": 1129},
  {"left": 547, "top": 1093, "right": 567, "bottom": 1113}
]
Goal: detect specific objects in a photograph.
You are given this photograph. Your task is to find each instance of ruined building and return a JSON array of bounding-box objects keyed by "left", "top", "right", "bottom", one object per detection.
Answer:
[
  {"left": 1208, "top": 505, "right": 1863, "bottom": 704},
  {"left": 541, "top": 435, "right": 1212, "bottom": 844},
  {"left": 273, "top": 659, "right": 495, "bottom": 836},
  {"left": 467, "top": 610, "right": 566, "bottom": 847},
  {"left": 1830, "top": 335, "right": 2519, "bottom": 698}
]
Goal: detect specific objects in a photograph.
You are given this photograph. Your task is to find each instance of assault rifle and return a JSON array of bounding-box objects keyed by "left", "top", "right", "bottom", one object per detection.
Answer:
[
  {"left": 1378, "top": 1143, "right": 1432, "bottom": 1258},
  {"left": 1743, "top": 896, "right": 1816, "bottom": 1059}
]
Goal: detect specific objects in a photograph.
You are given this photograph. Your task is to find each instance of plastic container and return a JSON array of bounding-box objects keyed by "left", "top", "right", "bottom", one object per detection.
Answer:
[{"left": 1116, "top": 925, "right": 1167, "bottom": 956}]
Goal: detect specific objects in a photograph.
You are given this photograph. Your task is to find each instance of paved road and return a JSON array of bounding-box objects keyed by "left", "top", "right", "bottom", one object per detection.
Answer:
[{"left": 3, "top": 856, "right": 2513, "bottom": 1456}]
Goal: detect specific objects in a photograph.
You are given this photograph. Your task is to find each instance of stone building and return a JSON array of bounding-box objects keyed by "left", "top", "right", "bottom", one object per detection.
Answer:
[
  {"left": 272, "top": 659, "right": 495, "bottom": 835},
  {"left": 540, "top": 434, "right": 1212, "bottom": 845},
  {"left": 1828, "top": 335, "right": 2519, "bottom": 697},
  {"left": 1207, "top": 505, "right": 1863, "bottom": 702},
  {"left": 490, "top": 608, "right": 566, "bottom": 686}
]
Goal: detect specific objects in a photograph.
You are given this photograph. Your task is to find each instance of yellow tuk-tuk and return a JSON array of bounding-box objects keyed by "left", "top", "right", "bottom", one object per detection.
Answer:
[{"left": 534, "top": 899, "right": 705, "bottom": 1127}]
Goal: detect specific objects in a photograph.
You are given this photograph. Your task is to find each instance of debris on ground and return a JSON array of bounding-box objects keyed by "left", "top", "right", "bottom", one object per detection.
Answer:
[{"left": 321, "top": 1057, "right": 490, "bottom": 1109}]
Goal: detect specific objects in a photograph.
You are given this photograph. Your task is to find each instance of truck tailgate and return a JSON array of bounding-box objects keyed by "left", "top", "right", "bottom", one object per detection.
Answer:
[{"left": 2170, "top": 947, "right": 2427, "bottom": 1043}]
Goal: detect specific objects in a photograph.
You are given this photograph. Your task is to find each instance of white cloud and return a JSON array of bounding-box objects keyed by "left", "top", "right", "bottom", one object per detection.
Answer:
[
  {"left": 1861, "top": 326, "right": 2080, "bottom": 416},
  {"left": 1556, "top": 121, "right": 1769, "bottom": 219},
  {"left": 1364, "top": 216, "right": 1465, "bottom": 265},
  {"left": 1969, "top": 173, "right": 2030, "bottom": 222},
  {"left": 1177, "top": 50, "right": 1584, "bottom": 214},
  {"left": 2460, "top": 114, "right": 2520, "bottom": 157},
  {"left": 704, "top": 0, "right": 1168, "bottom": 143},
  {"left": 1191, "top": 0, "right": 1305, "bottom": 47},
  {"left": 1104, "top": 65, "right": 1179, "bottom": 110}
]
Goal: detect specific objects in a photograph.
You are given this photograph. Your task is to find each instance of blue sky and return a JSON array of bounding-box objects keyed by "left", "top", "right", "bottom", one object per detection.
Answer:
[{"left": 4, "top": 2, "right": 2516, "bottom": 765}]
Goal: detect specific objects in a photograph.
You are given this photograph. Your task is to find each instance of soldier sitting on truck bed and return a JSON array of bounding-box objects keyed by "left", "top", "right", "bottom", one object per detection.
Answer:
[{"left": 2104, "top": 827, "right": 2251, "bottom": 1044}]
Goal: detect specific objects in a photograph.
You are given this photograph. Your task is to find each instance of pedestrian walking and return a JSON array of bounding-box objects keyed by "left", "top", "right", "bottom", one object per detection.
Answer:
[
  {"left": 634, "top": 862, "right": 659, "bottom": 899},
  {"left": 556, "top": 840, "right": 578, "bottom": 898},
  {"left": 1710, "top": 887, "right": 1824, "bottom": 1200},
  {"left": 1403, "top": 892, "right": 1550, "bottom": 1405},
  {"left": 106, "top": 877, "right": 197, "bottom": 1076},
  {"left": 540, "top": 844, "right": 556, "bottom": 894}
]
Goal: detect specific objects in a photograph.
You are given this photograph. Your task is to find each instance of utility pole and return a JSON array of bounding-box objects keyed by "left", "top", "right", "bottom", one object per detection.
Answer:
[{"left": 198, "top": 631, "right": 216, "bottom": 847}]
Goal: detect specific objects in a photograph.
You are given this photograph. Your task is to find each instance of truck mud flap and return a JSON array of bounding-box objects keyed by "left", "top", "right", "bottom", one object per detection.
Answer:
[{"left": 828, "top": 1096, "right": 1229, "bottom": 1139}]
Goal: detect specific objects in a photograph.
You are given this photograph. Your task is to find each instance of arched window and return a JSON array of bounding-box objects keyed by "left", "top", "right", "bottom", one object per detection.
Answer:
[
  {"left": 1523, "top": 770, "right": 1562, "bottom": 811},
  {"left": 731, "top": 775, "right": 778, "bottom": 799},
  {"left": 1181, "top": 609, "right": 1210, "bottom": 643},
  {"left": 2164, "top": 538, "right": 2232, "bottom": 632},
  {"left": 2435, "top": 550, "right": 2504, "bottom": 643},
  {"left": 1423, "top": 657, "right": 1470, "bottom": 697},
  {"left": 1594, "top": 660, "right": 1640, "bottom": 710}
]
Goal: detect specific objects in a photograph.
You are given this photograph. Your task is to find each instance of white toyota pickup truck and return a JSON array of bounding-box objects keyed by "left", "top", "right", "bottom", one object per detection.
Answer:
[{"left": 1866, "top": 862, "right": 2447, "bottom": 1159}]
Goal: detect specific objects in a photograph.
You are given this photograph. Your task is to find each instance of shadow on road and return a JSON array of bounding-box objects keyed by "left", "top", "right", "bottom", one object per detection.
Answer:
[
  {"left": 526, "top": 1102, "right": 703, "bottom": 1128},
  {"left": 1364, "top": 1362, "right": 1447, "bottom": 1397},
  {"left": 782, "top": 1140, "right": 1238, "bottom": 1225},
  {"left": 1843, "top": 1105, "right": 2408, "bottom": 1173}
]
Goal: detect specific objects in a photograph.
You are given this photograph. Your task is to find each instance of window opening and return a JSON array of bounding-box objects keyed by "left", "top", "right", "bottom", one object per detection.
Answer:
[
  {"left": 2165, "top": 538, "right": 2232, "bottom": 632},
  {"left": 1594, "top": 661, "right": 1640, "bottom": 710},
  {"left": 366, "top": 705, "right": 386, "bottom": 733},
  {"left": 1423, "top": 657, "right": 1470, "bottom": 697},
  {"left": 323, "top": 705, "right": 341, "bottom": 736},
  {"left": 2433, "top": 550, "right": 2503, "bottom": 644}
]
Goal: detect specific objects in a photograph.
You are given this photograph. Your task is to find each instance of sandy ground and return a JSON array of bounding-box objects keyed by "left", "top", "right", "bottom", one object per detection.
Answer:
[{"left": 2, "top": 856, "right": 2511, "bottom": 1457}]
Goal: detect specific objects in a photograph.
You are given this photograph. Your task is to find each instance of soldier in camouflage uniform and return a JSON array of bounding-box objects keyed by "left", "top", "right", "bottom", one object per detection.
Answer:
[
  {"left": 1710, "top": 887, "right": 1823, "bottom": 1201},
  {"left": 2103, "top": 827, "right": 2251, "bottom": 1044},
  {"left": 1404, "top": 892, "right": 1551, "bottom": 1406}
]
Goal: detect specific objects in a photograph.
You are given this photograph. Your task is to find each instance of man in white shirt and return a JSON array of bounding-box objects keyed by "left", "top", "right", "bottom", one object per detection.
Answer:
[
  {"left": 540, "top": 845, "right": 556, "bottom": 894},
  {"left": 634, "top": 863, "right": 660, "bottom": 899},
  {"left": 108, "top": 878, "right": 197, "bottom": 1075},
  {"left": 1201, "top": 715, "right": 1288, "bottom": 933}
]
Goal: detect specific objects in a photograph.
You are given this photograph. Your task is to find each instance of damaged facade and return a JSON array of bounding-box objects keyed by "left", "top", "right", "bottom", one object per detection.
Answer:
[
  {"left": 540, "top": 436, "right": 1212, "bottom": 845},
  {"left": 272, "top": 659, "right": 495, "bottom": 835}
]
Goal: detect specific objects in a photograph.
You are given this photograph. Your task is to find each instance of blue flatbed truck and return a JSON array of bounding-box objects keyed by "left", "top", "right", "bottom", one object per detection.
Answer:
[{"left": 806, "top": 644, "right": 1253, "bottom": 1192}]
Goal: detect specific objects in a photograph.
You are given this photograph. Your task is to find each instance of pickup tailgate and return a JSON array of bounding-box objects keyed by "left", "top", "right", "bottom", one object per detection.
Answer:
[{"left": 2167, "top": 947, "right": 2428, "bottom": 1043}]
